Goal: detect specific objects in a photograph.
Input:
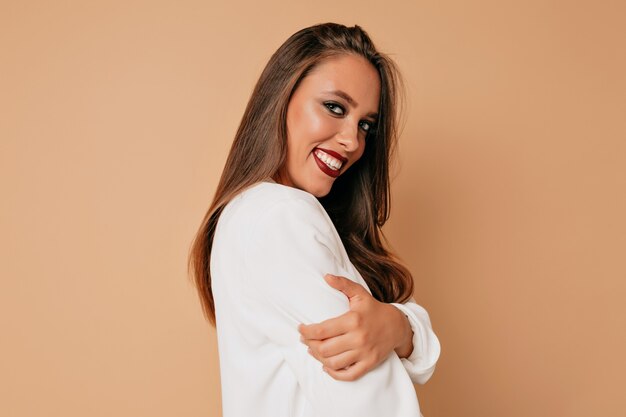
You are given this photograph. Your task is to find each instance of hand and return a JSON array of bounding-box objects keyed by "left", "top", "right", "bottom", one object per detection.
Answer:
[{"left": 298, "top": 274, "right": 414, "bottom": 381}]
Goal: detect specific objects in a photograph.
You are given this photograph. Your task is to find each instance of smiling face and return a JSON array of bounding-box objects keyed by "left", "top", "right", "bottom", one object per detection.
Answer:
[{"left": 274, "top": 53, "right": 381, "bottom": 197}]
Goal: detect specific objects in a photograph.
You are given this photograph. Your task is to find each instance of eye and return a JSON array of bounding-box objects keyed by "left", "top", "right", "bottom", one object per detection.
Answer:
[
  {"left": 323, "top": 101, "right": 345, "bottom": 115},
  {"left": 359, "top": 120, "right": 375, "bottom": 133}
]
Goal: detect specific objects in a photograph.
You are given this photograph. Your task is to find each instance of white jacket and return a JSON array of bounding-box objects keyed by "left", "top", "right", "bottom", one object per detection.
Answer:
[{"left": 211, "top": 179, "right": 441, "bottom": 417}]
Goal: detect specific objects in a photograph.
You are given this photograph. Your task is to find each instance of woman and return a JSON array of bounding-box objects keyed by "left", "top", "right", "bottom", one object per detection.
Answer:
[{"left": 189, "top": 23, "right": 440, "bottom": 417}]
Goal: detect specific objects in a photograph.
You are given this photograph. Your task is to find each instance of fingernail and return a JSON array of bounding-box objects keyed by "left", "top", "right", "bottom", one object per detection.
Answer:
[
  {"left": 300, "top": 335, "right": 305, "bottom": 343},
  {"left": 322, "top": 366, "right": 328, "bottom": 373}
]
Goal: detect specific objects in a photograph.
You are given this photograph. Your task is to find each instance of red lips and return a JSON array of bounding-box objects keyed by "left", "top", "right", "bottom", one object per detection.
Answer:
[
  {"left": 313, "top": 147, "right": 349, "bottom": 178},
  {"left": 316, "top": 147, "right": 348, "bottom": 164}
]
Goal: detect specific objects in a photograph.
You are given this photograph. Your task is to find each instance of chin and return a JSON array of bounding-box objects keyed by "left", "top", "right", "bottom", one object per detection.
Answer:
[
  {"left": 305, "top": 180, "right": 333, "bottom": 198},
  {"left": 311, "top": 189, "right": 331, "bottom": 198}
]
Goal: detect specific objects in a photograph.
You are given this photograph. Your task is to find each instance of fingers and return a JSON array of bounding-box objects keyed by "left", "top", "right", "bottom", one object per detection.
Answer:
[
  {"left": 307, "top": 346, "right": 359, "bottom": 372},
  {"left": 304, "top": 333, "right": 352, "bottom": 358},
  {"left": 299, "top": 314, "right": 351, "bottom": 341},
  {"left": 304, "top": 335, "right": 376, "bottom": 381},
  {"left": 323, "top": 360, "right": 370, "bottom": 382},
  {"left": 323, "top": 274, "right": 367, "bottom": 300}
]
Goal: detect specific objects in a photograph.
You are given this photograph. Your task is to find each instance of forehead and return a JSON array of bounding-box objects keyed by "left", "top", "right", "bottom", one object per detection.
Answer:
[{"left": 298, "top": 54, "right": 381, "bottom": 111}]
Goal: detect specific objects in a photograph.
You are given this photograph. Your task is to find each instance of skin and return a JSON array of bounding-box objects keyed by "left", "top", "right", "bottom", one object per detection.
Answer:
[
  {"left": 274, "top": 53, "right": 378, "bottom": 197},
  {"left": 274, "top": 53, "right": 414, "bottom": 381},
  {"left": 300, "top": 275, "right": 414, "bottom": 382}
]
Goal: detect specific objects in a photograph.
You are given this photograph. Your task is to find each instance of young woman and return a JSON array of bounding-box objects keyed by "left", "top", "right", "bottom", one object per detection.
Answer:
[{"left": 189, "top": 23, "right": 440, "bottom": 417}]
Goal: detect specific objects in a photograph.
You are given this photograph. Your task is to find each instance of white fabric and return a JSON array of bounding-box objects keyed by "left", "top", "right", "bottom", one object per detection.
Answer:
[{"left": 211, "top": 180, "right": 440, "bottom": 417}]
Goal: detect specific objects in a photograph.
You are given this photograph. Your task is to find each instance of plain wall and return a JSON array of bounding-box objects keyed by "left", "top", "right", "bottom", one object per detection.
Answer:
[{"left": 1, "top": 1, "right": 625, "bottom": 416}]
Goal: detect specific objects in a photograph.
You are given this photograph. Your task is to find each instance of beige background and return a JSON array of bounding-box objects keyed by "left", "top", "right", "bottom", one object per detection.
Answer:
[{"left": 1, "top": 1, "right": 625, "bottom": 416}]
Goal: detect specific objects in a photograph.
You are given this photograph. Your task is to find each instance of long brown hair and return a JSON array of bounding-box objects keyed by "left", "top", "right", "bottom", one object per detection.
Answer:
[{"left": 188, "top": 22, "right": 413, "bottom": 326}]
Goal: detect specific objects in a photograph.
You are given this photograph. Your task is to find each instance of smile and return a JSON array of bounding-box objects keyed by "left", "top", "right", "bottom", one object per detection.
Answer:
[{"left": 313, "top": 148, "right": 347, "bottom": 178}]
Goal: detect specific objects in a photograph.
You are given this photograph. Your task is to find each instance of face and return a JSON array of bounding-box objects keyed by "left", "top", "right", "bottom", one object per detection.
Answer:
[{"left": 275, "top": 53, "right": 381, "bottom": 197}]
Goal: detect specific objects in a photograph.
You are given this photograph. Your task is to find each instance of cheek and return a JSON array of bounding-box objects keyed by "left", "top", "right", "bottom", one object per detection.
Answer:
[{"left": 292, "top": 104, "right": 333, "bottom": 140}]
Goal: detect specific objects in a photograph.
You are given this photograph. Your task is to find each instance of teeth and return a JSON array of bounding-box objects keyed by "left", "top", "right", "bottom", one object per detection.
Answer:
[{"left": 315, "top": 149, "right": 343, "bottom": 171}]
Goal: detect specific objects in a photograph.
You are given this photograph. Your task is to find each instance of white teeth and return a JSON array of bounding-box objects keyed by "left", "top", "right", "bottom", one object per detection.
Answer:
[{"left": 315, "top": 149, "right": 343, "bottom": 171}]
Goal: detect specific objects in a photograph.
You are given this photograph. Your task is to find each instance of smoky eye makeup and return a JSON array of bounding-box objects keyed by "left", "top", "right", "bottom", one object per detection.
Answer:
[
  {"left": 322, "top": 101, "right": 377, "bottom": 133},
  {"left": 323, "top": 101, "right": 345, "bottom": 115},
  {"left": 360, "top": 120, "right": 374, "bottom": 132}
]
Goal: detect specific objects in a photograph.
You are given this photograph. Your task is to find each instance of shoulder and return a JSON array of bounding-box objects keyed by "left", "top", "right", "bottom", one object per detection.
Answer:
[
  {"left": 237, "top": 181, "right": 317, "bottom": 208},
  {"left": 225, "top": 181, "right": 332, "bottom": 235},
  {"left": 222, "top": 182, "right": 338, "bottom": 256},
  {"left": 231, "top": 182, "right": 348, "bottom": 276}
]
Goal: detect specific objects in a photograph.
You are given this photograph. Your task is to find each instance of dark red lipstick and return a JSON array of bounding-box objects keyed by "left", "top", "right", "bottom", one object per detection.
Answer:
[
  {"left": 316, "top": 148, "right": 348, "bottom": 164},
  {"left": 313, "top": 147, "right": 347, "bottom": 178}
]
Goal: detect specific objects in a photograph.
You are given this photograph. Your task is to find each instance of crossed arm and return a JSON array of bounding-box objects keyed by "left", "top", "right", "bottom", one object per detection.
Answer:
[
  {"left": 298, "top": 274, "right": 412, "bottom": 377},
  {"left": 298, "top": 274, "right": 440, "bottom": 384},
  {"left": 243, "top": 196, "right": 439, "bottom": 415}
]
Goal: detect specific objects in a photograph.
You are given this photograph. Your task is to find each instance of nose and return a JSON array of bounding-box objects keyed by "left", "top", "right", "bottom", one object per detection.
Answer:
[{"left": 335, "top": 121, "right": 360, "bottom": 153}]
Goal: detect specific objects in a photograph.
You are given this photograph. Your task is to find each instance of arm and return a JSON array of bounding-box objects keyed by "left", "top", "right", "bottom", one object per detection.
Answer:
[
  {"left": 390, "top": 299, "right": 441, "bottom": 385},
  {"left": 298, "top": 275, "right": 440, "bottom": 384},
  {"left": 299, "top": 274, "right": 416, "bottom": 381},
  {"left": 243, "top": 196, "right": 421, "bottom": 417},
  {"left": 394, "top": 305, "right": 416, "bottom": 359}
]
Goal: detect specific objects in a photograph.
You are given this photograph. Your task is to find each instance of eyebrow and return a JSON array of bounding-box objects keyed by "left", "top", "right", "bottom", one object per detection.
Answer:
[{"left": 324, "top": 89, "right": 379, "bottom": 120}]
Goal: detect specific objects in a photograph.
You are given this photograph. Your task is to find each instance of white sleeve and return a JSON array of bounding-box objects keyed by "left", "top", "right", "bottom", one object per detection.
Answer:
[
  {"left": 243, "top": 196, "right": 421, "bottom": 417},
  {"left": 390, "top": 299, "right": 441, "bottom": 385}
]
